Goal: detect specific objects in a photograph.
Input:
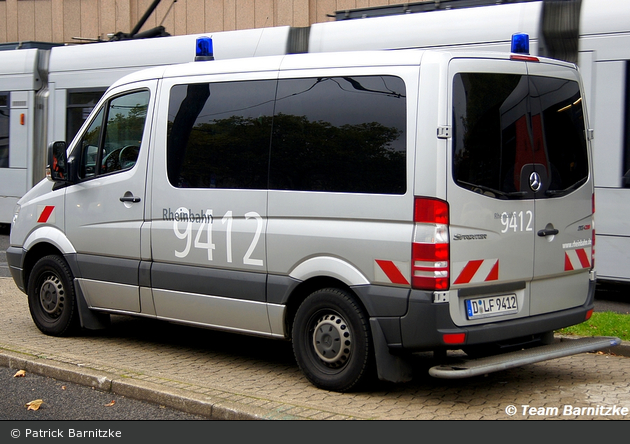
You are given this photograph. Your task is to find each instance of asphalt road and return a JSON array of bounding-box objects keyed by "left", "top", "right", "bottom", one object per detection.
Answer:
[
  {"left": 593, "top": 281, "right": 630, "bottom": 314},
  {"left": 0, "top": 366, "right": 207, "bottom": 420},
  {"left": 2, "top": 225, "right": 206, "bottom": 422}
]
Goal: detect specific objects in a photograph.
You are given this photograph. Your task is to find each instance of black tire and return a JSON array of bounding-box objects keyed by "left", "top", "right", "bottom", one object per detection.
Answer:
[
  {"left": 27, "top": 255, "right": 79, "bottom": 336},
  {"left": 292, "top": 288, "right": 373, "bottom": 392}
]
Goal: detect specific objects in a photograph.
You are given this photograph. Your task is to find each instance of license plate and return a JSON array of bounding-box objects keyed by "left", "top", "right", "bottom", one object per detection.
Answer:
[{"left": 466, "top": 294, "right": 518, "bottom": 320}]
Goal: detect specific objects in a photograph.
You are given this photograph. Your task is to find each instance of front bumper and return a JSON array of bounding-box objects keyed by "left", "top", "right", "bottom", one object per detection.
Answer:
[{"left": 6, "top": 246, "right": 25, "bottom": 292}]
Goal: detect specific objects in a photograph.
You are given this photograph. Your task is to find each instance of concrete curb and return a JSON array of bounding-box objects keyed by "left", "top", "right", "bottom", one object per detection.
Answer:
[{"left": 0, "top": 349, "right": 302, "bottom": 420}]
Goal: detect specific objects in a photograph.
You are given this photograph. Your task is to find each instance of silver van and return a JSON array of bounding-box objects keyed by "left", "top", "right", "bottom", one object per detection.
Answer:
[{"left": 7, "top": 43, "right": 618, "bottom": 391}]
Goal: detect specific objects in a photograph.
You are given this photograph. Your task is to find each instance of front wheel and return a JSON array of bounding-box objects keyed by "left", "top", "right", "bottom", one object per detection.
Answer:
[
  {"left": 292, "top": 288, "right": 373, "bottom": 392},
  {"left": 27, "top": 255, "right": 80, "bottom": 336}
]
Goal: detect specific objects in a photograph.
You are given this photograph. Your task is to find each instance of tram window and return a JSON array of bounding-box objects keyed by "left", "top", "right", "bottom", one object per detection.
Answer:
[
  {"left": 0, "top": 92, "right": 8, "bottom": 168},
  {"left": 66, "top": 90, "right": 106, "bottom": 144}
]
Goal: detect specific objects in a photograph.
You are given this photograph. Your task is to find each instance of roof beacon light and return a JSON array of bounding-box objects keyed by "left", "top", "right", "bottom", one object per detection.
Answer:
[
  {"left": 196, "top": 37, "right": 214, "bottom": 61},
  {"left": 511, "top": 33, "right": 530, "bottom": 55}
]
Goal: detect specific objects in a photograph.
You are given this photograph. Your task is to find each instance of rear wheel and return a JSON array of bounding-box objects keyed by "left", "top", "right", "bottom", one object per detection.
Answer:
[
  {"left": 27, "top": 255, "right": 79, "bottom": 336},
  {"left": 292, "top": 288, "right": 373, "bottom": 392}
]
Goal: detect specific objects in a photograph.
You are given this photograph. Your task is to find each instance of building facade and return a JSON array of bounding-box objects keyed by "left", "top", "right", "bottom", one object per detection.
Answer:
[{"left": 0, "top": 0, "right": 406, "bottom": 44}]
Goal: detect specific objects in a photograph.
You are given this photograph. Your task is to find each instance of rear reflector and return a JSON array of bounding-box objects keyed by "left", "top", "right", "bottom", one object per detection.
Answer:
[
  {"left": 443, "top": 333, "right": 466, "bottom": 345},
  {"left": 585, "top": 309, "right": 594, "bottom": 321}
]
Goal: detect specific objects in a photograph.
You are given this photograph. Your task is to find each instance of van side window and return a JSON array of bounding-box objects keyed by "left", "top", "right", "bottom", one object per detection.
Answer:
[
  {"left": 452, "top": 73, "right": 588, "bottom": 199},
  {"left": 77, "top": 90, "right": 150, "bottom": 179},
  {"left": 166, "top": 76, "right": 407, "bottom": 194},
  {"left": 270, "top": 76, "right": 406, "bottom": 194},
  {"left": 167, "top": 81, "right": 276, "bottom": 189}
]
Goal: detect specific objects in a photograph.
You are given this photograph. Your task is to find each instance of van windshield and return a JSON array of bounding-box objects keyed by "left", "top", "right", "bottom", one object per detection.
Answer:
[{"left": 452, "top": 73, "right": 588, "bottom": 200}]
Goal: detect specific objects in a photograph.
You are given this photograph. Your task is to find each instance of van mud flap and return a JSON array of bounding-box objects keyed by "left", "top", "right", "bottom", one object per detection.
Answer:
[{"left": 428, "top": 336, "right": 621, "bottom": 379}]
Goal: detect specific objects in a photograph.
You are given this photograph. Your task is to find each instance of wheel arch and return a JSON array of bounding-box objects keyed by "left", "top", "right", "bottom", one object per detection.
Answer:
[
  {"left": 283, "top": 256, "right": 383, "bottom": 338},
  {"left": 288, "top": 256, "right": 370, "bottom": 287},
  {"left": 22, "top": 226, "right": 76, "bottom": 295},
  {"left": 284, "top": 277, "right": 349, "bottom": 337},
  {"left": 23, "top": 243, "right": 67, "bottom": 295}
]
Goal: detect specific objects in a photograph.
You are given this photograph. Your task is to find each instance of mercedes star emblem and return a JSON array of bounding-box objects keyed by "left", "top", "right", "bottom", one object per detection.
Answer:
[{"left": 529, "top": 171, "right": 542, "bottom": 192}]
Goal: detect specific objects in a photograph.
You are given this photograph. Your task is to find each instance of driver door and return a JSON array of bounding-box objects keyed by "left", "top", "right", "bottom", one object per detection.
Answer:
[{"left": 64, "top": 82, "right": 156, "bottom": 312}]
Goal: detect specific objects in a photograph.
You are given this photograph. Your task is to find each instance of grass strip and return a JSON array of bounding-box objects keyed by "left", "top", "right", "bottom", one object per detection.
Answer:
[{"left": 557, "top": 311, "right": 630, "bottom": 342}]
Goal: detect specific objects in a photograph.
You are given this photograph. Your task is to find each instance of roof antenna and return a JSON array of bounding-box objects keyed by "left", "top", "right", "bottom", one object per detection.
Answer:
[
  {"left": 252, "top": 16, "right": 270, "bottom": 57},
  {"left": 159, "top": 0, "right": 178, "bottom": 27}
]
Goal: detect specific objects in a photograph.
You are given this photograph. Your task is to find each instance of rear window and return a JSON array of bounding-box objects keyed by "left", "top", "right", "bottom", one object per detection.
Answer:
[{"left": 452, "top": 73, "right": 588, "bottom": 199}]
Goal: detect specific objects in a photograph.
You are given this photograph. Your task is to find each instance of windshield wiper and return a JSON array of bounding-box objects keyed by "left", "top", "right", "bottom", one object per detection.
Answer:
[
  {"left": 545, "top": 177, "right": 588, "bottom": 196},
  {"left": 457, "top": 181, "right": 527, "bottom": 199}
]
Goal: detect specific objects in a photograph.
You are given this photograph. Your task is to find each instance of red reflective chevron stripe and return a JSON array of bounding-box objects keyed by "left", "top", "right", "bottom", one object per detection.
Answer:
[
  {"left": 453, "top": 259, "right": 483, "bottom": 285},
  {"left": 375, "top": 260, "right": 409, "bottom": 285},
  {"left": 486, "top": 260, "right": 499, "bottom": 281},
  {"left": 565, "top": 248, "right": 591, "bottom": 271},
  {"left": 37, "top": 206, "right": 55, "bottom": 223},
  {"left": 576, "top": 248, "right": 590, "bottom": 268}
]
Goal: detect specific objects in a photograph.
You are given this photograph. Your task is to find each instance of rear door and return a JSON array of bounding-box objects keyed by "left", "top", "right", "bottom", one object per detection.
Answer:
[
  {"left": 448, "top": 59, "right": 537, "bottom": 325},
  {"left": 526, "top": 62, "right": 593, "bottom": 315}
]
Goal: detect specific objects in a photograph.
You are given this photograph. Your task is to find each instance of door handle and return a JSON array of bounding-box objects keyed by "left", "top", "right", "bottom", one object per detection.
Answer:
[
  {"left": 537, "top": 228, "right": 559, "bottom": 237},
  {"left": 120, "top": 195, "right": 141, "bottom": 203}
]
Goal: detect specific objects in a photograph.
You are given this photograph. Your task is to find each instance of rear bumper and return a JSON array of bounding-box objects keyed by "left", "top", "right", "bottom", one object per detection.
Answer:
[
  {"left": 379, "top": 279, "right": 596, "bottom": 351},
  {"left": 429, "top": 336, "right": 621, "bottom": 379}
]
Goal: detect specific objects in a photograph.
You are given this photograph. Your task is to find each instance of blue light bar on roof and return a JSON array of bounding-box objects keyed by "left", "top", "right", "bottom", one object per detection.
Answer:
[
  {"left": 511, "top": 33, "right": 530, "bottom": 55},
  {"left": 195, "top": 37, "right": 214, "bottom": 61}
]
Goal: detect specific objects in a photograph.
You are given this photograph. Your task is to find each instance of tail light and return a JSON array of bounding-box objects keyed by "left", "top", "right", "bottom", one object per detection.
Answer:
[{"left": 412, "top": 197, "right": 450, "bottom": 290}]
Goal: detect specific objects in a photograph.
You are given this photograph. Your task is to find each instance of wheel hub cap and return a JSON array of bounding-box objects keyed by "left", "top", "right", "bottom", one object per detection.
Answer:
[
  {"left": 39, "top": 275, "right": 64, "bottom": 315},
  {"left": 312, "top": 314, "right": 352, "bottom": 368}
]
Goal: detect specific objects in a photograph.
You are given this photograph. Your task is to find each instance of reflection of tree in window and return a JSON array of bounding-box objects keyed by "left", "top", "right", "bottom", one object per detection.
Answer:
[
  {"left": 104, "top": 98, "right": 148, "bottom": 152},
  {"left": 167, "top": 81, "right": 275, "bottom": 189},
  {"left": 271, "top": 76, "right": 406, "bottom": 194},
  {"left": 78, "top": 90, "right": 149, "bottom": 178},
  {"left": 166, "top": 76, "right": 407, "bottom": 195},
  {"left": 270, "top": 114, "right": 404, "bottom": 193}
]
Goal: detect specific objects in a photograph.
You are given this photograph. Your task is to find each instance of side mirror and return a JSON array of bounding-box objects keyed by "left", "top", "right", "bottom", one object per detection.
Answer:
[{"left": 46, "top": 141, "right": 68, "bottom": 182}]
